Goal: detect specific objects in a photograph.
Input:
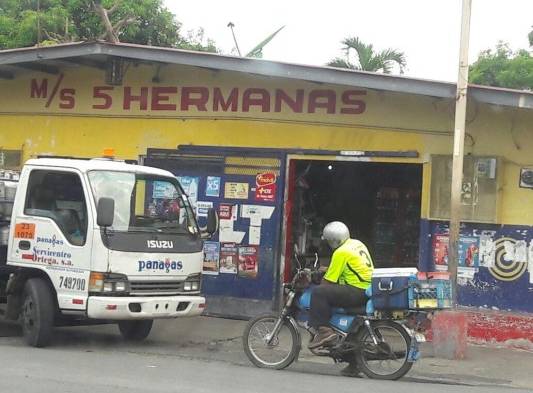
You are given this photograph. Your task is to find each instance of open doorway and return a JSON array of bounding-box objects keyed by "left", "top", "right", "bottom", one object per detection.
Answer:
[{"left": 290, "top": 159, "right": 423, "bottom": 269}]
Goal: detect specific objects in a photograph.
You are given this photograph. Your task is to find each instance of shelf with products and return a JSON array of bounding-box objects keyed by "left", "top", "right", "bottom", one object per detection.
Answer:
[{"left": 372, "top": 186, "right": 421, "bottom": 268}]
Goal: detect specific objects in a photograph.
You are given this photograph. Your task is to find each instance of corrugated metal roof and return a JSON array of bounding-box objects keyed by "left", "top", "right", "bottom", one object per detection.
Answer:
[{"left": 0, "top": 41, "right": 531, "bottom": 109}]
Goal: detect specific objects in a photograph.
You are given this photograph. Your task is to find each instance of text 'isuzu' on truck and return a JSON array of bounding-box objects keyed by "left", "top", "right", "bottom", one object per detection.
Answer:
[{"left": 0, "top": 154, "right": 217, "bottom": 347}]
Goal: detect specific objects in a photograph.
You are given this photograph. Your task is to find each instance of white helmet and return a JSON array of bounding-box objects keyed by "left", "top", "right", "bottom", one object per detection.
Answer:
[{"left": 322, "top": 221, "right": 350, "bottom": 249}]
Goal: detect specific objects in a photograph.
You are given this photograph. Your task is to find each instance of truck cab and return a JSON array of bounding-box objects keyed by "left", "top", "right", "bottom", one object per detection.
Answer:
[{"left": 0, "top": 156, "right": 216, "bottom": 347}]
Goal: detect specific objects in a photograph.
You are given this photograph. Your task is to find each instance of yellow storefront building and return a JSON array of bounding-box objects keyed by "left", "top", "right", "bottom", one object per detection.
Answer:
[{"left": 1, "top": 43, "right": 533, "bottom": 335}]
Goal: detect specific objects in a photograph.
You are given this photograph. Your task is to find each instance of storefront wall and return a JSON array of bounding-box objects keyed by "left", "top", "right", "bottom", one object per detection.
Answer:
[{"left": 1, "top": 63, "right": 532, "bottom": 314}]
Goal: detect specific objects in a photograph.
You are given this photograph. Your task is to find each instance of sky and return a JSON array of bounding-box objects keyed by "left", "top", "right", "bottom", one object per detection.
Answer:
[{"left": 165, "top": 0, "right": 532, "bottom": 83}]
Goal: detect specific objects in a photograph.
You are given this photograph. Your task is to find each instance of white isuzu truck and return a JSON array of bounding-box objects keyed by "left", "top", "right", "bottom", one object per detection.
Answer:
[{"left": 0, "top": 155, "right": 216, "bottom": 347}]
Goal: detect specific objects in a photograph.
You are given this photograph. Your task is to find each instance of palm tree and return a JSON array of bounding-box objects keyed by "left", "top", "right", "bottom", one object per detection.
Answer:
[{"left": 327, "top": 36, "right": 406, "bottom": 74}]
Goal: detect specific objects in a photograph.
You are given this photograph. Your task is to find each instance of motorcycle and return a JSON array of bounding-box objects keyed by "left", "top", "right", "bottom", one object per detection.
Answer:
[{"left": 243, "top": 248, "right": 428, "bottom": 380}]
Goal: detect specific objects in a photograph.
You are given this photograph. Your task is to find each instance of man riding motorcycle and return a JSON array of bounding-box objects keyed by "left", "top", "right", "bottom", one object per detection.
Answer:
[{"left": 308, "top": 221, "right": 374, "bottom": 376}]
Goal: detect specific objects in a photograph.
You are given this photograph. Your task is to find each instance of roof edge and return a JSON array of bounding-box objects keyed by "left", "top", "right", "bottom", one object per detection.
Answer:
[{"left": 0, "top": 41, "right": 531, "bottom": 109}]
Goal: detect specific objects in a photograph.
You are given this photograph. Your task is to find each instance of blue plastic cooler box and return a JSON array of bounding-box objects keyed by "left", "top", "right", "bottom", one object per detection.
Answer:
[{"left": 371, "top": 268, "right": 418, "bottom": 310}]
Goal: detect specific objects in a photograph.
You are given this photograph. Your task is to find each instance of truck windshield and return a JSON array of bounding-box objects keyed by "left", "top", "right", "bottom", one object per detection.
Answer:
[{"left": 88, "top": 171, "right": 199, "bottom": 235}]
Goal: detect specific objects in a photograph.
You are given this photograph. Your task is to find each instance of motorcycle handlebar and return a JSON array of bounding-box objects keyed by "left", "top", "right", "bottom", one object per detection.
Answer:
[{"left": 293, "top": 250, "right": 319, "bottom": 270}]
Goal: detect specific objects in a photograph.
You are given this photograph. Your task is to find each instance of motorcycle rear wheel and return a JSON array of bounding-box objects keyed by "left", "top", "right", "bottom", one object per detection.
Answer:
[
  {"left": 243, "top": 314, "right": 300, "bottom": 369},
  {"left": 355, "top": 320, "right": 413, "bottom": 380}
]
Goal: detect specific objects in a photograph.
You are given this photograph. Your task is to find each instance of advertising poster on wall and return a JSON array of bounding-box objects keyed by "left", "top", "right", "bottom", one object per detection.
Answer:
[
  {"left": 458, "top": 236, "right": 480, "bottom": 268},
  {"left": 219, "top": 203, "right": 238, "bottom": 220},
  {"left": 254, "top": 172, "right": 277, "bottom": 202},
  {"left": 203, "top": 241, "right": 220, "bottom": 275},
  {"left": 433, "top": 234, "right": 479, "bottom": 278},
  {"left": 479, "top": 234, "right": 496, "bottom": 267},
  {"left": 238, "top": 245, "right": 259, "bottom": 279},
  {"left": 433, "top": 234, "right": 449, "bottom": 268},
  {"left": 177, "top": 176, "right": 199, "bottom": 207},
  {"left": 196, "top": 201, "right": 213, "bottom": 218},
  {"left": 224, "top": 182, "right": 249, "bottom": 199},
  {"left": 513, "top": 240, "right": 528, "bottom": 263},
  {"left": 206, "top": 176, "right": 221, "bottom": 197},
  {"left": 219, "top": 243, "right": 238, "bottom": 274}
]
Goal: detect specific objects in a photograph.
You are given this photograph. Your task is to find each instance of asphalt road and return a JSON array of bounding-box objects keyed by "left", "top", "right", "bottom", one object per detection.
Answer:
[
  {"left": 0, "top": 321, "right": 529, "bottom": 393},
  {"left": 0, "top": 342, "right": 526, "bottom": 393}
]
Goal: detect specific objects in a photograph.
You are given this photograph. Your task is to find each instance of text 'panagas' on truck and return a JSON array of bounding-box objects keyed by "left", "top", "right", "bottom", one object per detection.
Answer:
[{"left": 0, "top": 155, "right": 218, "bottom": 347}]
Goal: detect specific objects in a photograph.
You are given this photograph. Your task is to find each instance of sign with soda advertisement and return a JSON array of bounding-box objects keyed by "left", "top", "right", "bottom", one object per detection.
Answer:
[{"left": 255, "top": 172, "right": 277, "bottom": 202}]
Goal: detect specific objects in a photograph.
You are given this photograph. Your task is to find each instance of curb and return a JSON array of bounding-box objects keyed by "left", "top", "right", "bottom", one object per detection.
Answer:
[
  {"left": 426, "top": 309, "right": 533, "bottom": 351},
  {"left": 466, "top": 310, "right": 533, "bottom": 349}
]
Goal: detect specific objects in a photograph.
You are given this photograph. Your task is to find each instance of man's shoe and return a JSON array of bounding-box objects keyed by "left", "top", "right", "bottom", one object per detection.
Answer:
[
  {"left": 308, "top": 327, "right": 337, "bottom": 349},
  {"left": 340, "top": 363, "right": 363, "bottom": 378}
]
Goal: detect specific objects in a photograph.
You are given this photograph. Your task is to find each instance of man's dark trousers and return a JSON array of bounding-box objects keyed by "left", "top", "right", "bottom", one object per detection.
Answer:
[{"left": 309, "top": 284, "right": 367, "bottom": 328}]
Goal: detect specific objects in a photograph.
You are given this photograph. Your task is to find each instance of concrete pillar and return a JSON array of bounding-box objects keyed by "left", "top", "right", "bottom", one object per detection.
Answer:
[{"left": 432, "top": 310, "right": 468, "bottom": 359}]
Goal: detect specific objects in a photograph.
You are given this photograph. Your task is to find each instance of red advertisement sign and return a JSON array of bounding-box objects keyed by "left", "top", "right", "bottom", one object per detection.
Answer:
[
  {"left": 219, "top": 204, "right": 233, "bottom": 220},
  {"left": 255, "top": 173, "right": 277, "bottom": 202},
  {"left": 433, "top": 234, "right": 449, "bottom": 267},
  {"left": 432, "top": 234, "right": 480, "bottom": 268},
  {"left": 218, "top": 203, "right": 238, "bottom": 221},
  {"left": 238, "top": 245, "right": 259, "bottom": 279}
]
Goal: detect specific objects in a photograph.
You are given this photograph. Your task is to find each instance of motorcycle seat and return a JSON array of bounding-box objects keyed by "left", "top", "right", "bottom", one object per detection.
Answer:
[{"left": 335, "top": 306, "right": 367, "bottom": 315}]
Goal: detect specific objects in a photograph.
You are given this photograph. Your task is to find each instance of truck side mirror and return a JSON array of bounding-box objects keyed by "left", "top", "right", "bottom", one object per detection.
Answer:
[
  {"left": 206, "top": 207, "right": 218, "bottom": 235},
  {"left": 97, "top": 197, "right": 115, "bottom": 227}
]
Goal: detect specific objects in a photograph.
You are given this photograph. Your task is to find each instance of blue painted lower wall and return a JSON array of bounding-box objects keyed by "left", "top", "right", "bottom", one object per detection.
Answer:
[{"left": 419, "top": 220, "right": 533, "bottom": 313}]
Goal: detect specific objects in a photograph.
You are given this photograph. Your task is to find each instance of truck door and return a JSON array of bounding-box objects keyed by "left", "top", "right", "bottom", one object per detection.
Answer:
[
  {"left": 10, "top": 168, "right": 92, "bottom": 311},
  {"left": 144, "top": 147, "right": 286, "bottom": 318}
]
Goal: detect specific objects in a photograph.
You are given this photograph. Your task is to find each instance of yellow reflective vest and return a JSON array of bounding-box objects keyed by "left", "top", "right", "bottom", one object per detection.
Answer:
[{"left": 324, "top": 239, "right": 374, "bottom": 289}]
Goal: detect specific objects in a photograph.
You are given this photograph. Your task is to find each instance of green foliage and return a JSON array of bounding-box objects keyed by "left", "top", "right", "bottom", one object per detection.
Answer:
[
  {"left": 0, "top": 0, "right": 218, "bottom": 52},
  {"left": 0, "top": 0, "right": 69, "bottom": 48},
  {"left": 469, "top": 43, "right": 533, "bottom": 90},
  {"left": 327, "top": 36, "right": 406, "bottom": 74},
  {"left": 176, "top": 28, "right": 218, "bottom": 53}
]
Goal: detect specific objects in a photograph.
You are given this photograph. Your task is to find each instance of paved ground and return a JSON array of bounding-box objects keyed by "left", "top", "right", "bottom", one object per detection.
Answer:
[
  {"left": 1, "top": 316, "right": 532, "bottom": 392},
  {"left": 0, "top": 343, "right": 527, "bottom": 393}
]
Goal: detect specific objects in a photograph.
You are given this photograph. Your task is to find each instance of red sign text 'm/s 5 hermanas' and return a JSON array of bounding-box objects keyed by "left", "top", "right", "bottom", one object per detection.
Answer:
[{"left": 30, "top": 78, "right": 367, "bottom": 115}]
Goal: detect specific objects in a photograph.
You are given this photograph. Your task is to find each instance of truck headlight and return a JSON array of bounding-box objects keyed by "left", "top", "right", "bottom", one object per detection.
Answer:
[
  {"left": 89, "top": 272, "right": 130, "bottom": 295},
  {"left": 183, "top": 273, "right": 201, "bottom": 292}
]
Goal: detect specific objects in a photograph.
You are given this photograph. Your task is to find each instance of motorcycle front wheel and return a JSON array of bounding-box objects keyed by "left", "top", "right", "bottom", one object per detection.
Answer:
[
  {"left": 355, "top": 320, "right": 413, "bottom": 380},
  {"left": 243, "top": 314, "right": 300, "bottom": 369}
]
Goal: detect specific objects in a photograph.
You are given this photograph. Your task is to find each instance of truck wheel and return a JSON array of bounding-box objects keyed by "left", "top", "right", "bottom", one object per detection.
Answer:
[
  {"left": 21, "top": 278, "right": 55, "bottom": 347},
  {"left": 118, "top": 320, "right": 153, "bottom": 341}
]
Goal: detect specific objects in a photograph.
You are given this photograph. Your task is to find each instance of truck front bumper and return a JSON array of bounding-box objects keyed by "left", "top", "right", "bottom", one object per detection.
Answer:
[{"left": 87, "top": 295, "right": 205, "bottom": 320}]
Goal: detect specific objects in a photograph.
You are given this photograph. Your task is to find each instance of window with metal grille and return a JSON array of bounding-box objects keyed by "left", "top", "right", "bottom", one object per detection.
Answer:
[
  {"left": 429, "top": 155, "right": 499, "bottom": 223},
  {"left": 224, "top": 156, "right": 281, "bottom": 176},
  {"left": 0, "top": 149, "right": 21, "bottom": 169}
]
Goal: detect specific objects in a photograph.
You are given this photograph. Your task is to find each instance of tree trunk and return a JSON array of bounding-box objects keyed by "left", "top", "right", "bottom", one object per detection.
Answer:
[{"left": 93, "top": 1, "right": 119, "bottom": 43}]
